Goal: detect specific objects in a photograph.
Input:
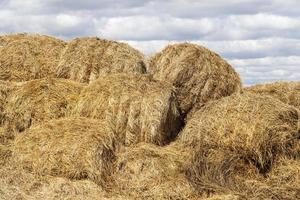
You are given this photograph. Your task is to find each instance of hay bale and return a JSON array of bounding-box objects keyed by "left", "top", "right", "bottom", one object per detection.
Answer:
[
  {"left": 12, "top": 117, "right": 116, "bottom": 186},
  {"left": 56, "top": 37, "right": 146, "bottom": 83},
  {"left": 3, "top": 78, "right": 84, "bottom": 134},
  {"left": 179, "top": 93, "right": 299, "bottom": 173},
  {"left": 112, "top": 143, "right": 198, "bottom": 199},
  {"left": 72, "top": 73, "right": 183, "bottom": 146},
  {"left": 245, "top": 81, "right": 300, "bottom": 110},
  {"left": 0, "top": 33, "right": 66, "bottom": 81},
  {"left": 148, "top": 43, "right": 241, "bottom": 117}
]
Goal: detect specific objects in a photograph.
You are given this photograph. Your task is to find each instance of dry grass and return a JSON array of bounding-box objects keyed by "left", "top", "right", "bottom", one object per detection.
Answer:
[
  {"left": 179, "top": 93, "right": 299, "bottom": 173},
  {"left": 0, "top": 80, "right": 17, "bottom": 126},
  {"left": 56, "top": 37, "right": 146, "bottom": 83},
  {"left": 111, "top": 143, "right": 199, "bottom": 200},
  {"left": 245, "top": 81, "right": 300, "bottom": 110},
  {"left": 148, "top": 43, "right": 241, "bottom": 118},
  {"left": 3, "top": 78, "right": 84, "bottom": 136},
  {"left": 71, "top": 73, "right": 183, "bottom": 146},
  {"left": 12, "top": 117, "right": 116, "bottom": 187},
  {"left": 0, "top": 33, "right": 66, "bottom": 81},
  {"left": 178, "top": 92, "right": 300, "bottom": 199},
  {"left": 0, "top": 165, "right": 115, "bottom": 200}
]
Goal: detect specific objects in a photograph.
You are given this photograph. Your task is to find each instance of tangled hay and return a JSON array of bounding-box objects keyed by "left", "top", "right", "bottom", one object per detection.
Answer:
[
  {"left": 0, "top": 165, "right": 115, "bottom": 200},
  {"left": 0, "top": 33, "right": 66, "bottom": 81},
  {"left": 179, "top": 93, "right": 299, "bottom": 174},
  {"left": 0, "top": 144, "right": 11, "bottom": 166},
  {"left": 148, "top": 43, "right": 242, "bottom": 117},
  {"left": 245, "top": 81, "right": 300, "bottom": 110},
  {"left": 56, "top": 37, "right": 146, "bottom": 83},
  {"left": 3, "top": 78, "right": 84, "bottom": 135},
  {"left": 72, "top": 73, "right": 183, "bottom": 146},
  {"left": 0, "top": 80, "right": 17, "bottom": 126},
  {"left": 112, "top": 143, "right": 198, "bottom": 200},
  {"left": 12, "top": 117, "right": 116, "bottom": 187}
]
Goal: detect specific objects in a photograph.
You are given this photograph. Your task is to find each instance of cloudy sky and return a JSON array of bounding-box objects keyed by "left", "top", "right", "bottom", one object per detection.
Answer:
[{"left": 0, "top": 0, "right": 299, "bottom": 85}]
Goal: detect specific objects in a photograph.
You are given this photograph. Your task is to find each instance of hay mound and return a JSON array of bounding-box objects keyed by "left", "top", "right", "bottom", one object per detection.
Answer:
[
  {"left": 3, "top": 78, "right": 84, "bottom": 134},
  {"left": 148, "top": 43, "right": 241, "bottom": 117},
  {"left": 245, "top": 81, "right": 300, "bottom": 110},
  {"left": 72, "top": 73, "right": 183, "bottom": 146},
  {"left": 112, "top": 143, "right": 198, "bottom": 199},
  {"left": 56, "top": 37, "right": 146, "bottom": 83},
  {"left": 12, "top": 117, "right": 116, "bottom": 186},
  {"left": 0, "top": 33, "right": 66, "bottom": 81},
  {"left": 179, "top": 93, "right": 299, "bottom": 173}
]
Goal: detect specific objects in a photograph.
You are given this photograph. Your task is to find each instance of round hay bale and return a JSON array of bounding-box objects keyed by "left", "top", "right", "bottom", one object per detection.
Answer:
[
  {"left": 3, "top": 78, "right": 84, "bottom": 134},
  {"left": 148, "top": 43, "right": 242, "bottom": 117},
  {"left": 112, "top": 143, "right": 198, "bottom": 199},
  {"left": 56, "top": 37, "right": 146, "bottom": 83},
  {"left": 71, "top": 73, "right": 183, "bottom": 146},
  {"left": 179, "top": 93, "right": 299, "bottom": 173},
  {"left": 12, "top": 117, "right": 116, "bottom": 186},
  {"left": 0, "top": 33, "right": 66, "bottom": 81},
  {"left": 245, "top": 81, "right": 300, "bottom": 111}
]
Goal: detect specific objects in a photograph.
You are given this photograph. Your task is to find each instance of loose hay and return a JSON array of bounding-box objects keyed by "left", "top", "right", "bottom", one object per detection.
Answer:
[
  {"left": 112, "top": 143, "right": 198, "bottom": 200},
  {"left": 0, "top": 80, "right": 17, "bottom": 126},
  {"left": 3, "top": 78, "right": 84, "bottom": 134},
  {"left": 148, "top": 43, "right": 241, "bottom": 117},
  {"left": 0, "top": 165, "right": 113, "bottom": 200},
  {"left": 72, "top": 73, "right": 183, "bottom": 146},
  {"left": 245, "top": 81, "right": 300, "bottom": 110},
  {"left": 0, "top": 33, "right": 66, "bottom": 81},
  {"left": 12, "top": 117, "right": 116, "bottom": 187},
  {"left": 179, "top": 93, "right": 299, "bottom": 174},
  {"left": 56, "top": 37, "right": 146, "bottom": 83}
]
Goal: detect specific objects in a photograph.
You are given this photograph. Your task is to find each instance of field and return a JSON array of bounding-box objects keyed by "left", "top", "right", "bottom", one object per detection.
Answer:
[{"left": 0, "top": 33, "right": 299, "bottom": 200}]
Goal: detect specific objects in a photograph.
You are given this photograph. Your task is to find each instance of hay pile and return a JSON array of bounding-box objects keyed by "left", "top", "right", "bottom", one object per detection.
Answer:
[
  {"left": 12, "top": 117, "right": 116, "bottom": 187},
  {"left": 148, "top": 43, "right": 242, "bottom": 117},
  {"left": 72, "top": 73, "right": 183, "bottom": 146},
  {"left": 56, "top": 37, "right": 146, "bottom": 83},
  {"left": 0, "top": 33, "right": 66, "bottom": 81},
  {"left": 178, "top": 92, "right": 300, "bottom": 199},
  {"left": 112, "top": 143, "right": 198, "bottom": 199},
  {"left": 179, "top": 93, "right": 299, "bottom": 173},
  {"left": 3, "top": 78, "right": 84, "bottom": 134},
  {"left": 245, "top": 81, "right": 300, "bottom": 110}
]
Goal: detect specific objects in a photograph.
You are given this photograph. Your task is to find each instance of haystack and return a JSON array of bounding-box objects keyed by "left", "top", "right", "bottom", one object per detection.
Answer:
[
  {"left": 112, "top": 143, "right": 198, "bottom": 199},
  {"left": 71, "top": 73, "right": 183, "bottom": 146},
  {"left": 12, "top": 117, "right": 116, "bottom": 186},
  {"left": 148, "top": 43, "right": 241, "bottom": 117},
  {"left": 56, "top": 37, "right": 146, "bottom": 83},
  {"left": 245, "top": 81, "right": 300, "bottom": 110},
  {"left": 179, "top": 93, "right": 299, "bottom": 173},
  {"left": 0, "top": 33, "right": 66, "bottom": 81},
  {"left": 3, "top": 78, "right": 84, "bottom": 134}
]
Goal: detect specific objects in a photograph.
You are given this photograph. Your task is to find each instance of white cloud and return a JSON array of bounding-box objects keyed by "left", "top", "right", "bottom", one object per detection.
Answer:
[{"left": 0, "top": 0, "right": 299, "bottom": 85}]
